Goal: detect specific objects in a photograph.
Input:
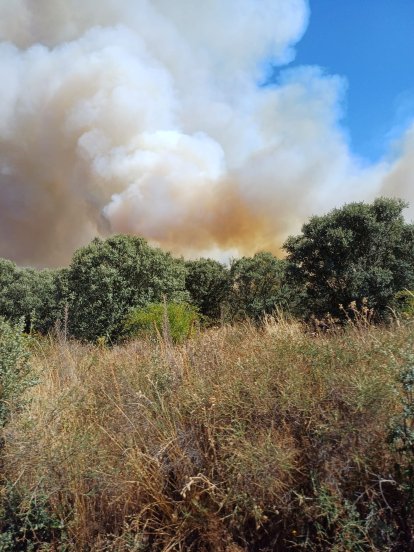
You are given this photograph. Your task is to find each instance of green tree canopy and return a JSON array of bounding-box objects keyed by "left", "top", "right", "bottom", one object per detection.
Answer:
[
  {"left": 0, "top": 259, "right": 19, "bottom": 321},
  {"left": 185, "top": 258, "right": 229, "bottom": 321},
  {"left": 66, "top": 235, "right": 188, "bottom": 342},
  {"left": 228, "top": 252, "right": 288, "bottom": 321},
  {"left": 284, "top": 197, "right": 414, "bottom": 319},
  {"left": 0, "top": 259, "right": 64, "bottom": 333}
]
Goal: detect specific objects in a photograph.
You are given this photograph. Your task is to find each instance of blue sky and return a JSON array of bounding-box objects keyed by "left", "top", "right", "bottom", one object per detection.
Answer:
[{"left": 286, "top": 0, "right": 414, "bottom": 163}]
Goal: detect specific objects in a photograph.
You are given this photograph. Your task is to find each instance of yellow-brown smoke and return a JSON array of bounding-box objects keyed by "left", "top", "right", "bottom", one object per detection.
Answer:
[{"left": 0, "top": 0, "right": 413, "bottom": 267}]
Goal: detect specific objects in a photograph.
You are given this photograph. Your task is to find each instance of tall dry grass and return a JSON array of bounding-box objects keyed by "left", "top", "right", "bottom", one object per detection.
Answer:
[{"left": 2, "top": 317, "right": 414, "bottom": 550}]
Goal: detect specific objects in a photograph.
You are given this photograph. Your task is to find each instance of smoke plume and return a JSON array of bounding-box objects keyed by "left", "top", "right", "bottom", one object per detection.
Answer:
[{"left": 0, "top": 0, "right": 412, "bottom": 266}]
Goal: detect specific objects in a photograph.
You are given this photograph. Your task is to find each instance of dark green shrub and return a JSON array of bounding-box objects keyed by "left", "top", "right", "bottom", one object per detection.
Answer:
[
  {"left": 0, "top": 485, "right": 66, "bottom": 551},
  {"left": 395, "top": 290, "right": 414, "bottom": 319},
  {"left": 0, "top": 317, "right": 34, "bottom": 428},
  {"left": 124, "top": 302, "right": 199, "bottom": 344},
  {"left": 389, "top": 360, "right": 414, "bottom": 498},
  {"left": 185, "top": 258, "right": 229, "bottom": 321},
  {"left": 228, "top": 252, "right": 289, "bottom": 321},
  {"left": 284, "top": 198, "right": 414, "bottom": 320},
  {"left": 67, "top": 235, "right": 188, "bottom": 342},
  {"left": 0, "top": 260, "right": 65, "bottom": 334}
]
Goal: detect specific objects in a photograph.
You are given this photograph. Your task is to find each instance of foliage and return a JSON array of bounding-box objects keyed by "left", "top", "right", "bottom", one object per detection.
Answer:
[
  {"left": 310, "top": 483, "right": 371, "bottom": 550},
  {"left": 125, "top": 302, "right": 199, "bottom": 344},
  {"left": 388, "top": 354, "right": 414, "bottom": 524},
  {"left": 185, "top": 258, "right": 229, "bottom": 321},
  {"left": 228, "top": 252, "right": 290, "bottom": 320},
  {"left": 66, "top": 235, "right": 188, "bottom": 342},
  {"left": 395, "top": 290, "right": 414, "bottom": 319},
  {"left": 0, "top": 196, "right": 413, "bottom": 343},
  {"left": 0, "top": 260, "right": 65, "bottom": 334},
  {"left": 0, "top": 485, "right": 66, "bottom": 551},
  {"left": 4, "top": 318, "right": 414, "bottom": 549},
  {"left": 0, "top": 317, "right": 34, "bottom": 428},
  {"left": 284, "top": 197, "right": 414, "bottom": 319}
]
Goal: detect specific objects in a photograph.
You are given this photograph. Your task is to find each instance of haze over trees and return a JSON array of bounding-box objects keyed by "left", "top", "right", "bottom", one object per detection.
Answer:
[{"left": 0, "top": 198, "right": 413, "bottom": 341}]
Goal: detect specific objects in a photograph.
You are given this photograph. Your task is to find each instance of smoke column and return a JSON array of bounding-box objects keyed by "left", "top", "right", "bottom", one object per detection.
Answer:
[{"left": 0, "top": 0, "right": 413, "bottom": 266}]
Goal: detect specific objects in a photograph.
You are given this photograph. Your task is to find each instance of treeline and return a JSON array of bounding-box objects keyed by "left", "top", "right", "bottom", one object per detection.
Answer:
[{"left": 1, "top": 197, "right": 414, "bottom": 341}]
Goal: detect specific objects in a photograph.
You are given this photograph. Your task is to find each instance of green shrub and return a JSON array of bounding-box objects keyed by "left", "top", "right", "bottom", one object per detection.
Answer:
[
  {"left": 388, "top": 359, "right": 414, "bottom": 508},
  {"left": 185, "top": 258, "right": 229, "bottom": 321},
  {"left": 0, "top": 260, "right": 65, "bottom": 335},
  {"left": 284, "top": 198, "right": 414, "bottom": 320},
  {"left": 67, "top": 235, "right": 188, "bottom": 342},
  {"left": 0, "top": 317, "right": 34, "bottom": 428},
  {"left": 0, "top": 485, "right": 66, "bottom": 551},
  {"left": 228, "top": 252, "right": 290, "bottom": 321},
  {"left": 395, "top": 290, "right": 414, "bottom": 319},
  {"left": 124, "top": 302, "right": 199, "bottom": 344}
]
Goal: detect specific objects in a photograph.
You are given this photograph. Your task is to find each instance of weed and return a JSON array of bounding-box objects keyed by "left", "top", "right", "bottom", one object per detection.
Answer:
[
  {"left": 2, "top": 318, "right": 414, "bottom": 549},
  {"left": 0, "top": 484, "right": 67, "bottom": 551},
  {"left": 124, "top": 302, "right": 199, "bottom": 344}
]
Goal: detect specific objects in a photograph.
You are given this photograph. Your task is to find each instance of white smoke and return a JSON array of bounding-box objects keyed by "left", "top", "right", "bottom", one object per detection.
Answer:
[
  {"left": 379, "top": 123, "right": 414, "bottom": 217},
  {"left": 0, "top": 0, "right": 411, "bottom": 266}
]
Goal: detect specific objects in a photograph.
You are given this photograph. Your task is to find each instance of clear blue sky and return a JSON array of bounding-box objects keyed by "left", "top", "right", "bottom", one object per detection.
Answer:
[{"left": 285, "top": 0, "right": 414, "bottom": 162}]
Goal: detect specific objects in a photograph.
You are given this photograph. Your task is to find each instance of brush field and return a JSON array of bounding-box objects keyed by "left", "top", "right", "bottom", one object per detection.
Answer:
[{"left": 1, "top": 317, "right": 414, "bottom": 551}]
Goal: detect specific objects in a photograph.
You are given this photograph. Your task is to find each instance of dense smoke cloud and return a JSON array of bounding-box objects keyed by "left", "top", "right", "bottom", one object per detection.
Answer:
[{"left": 0, "top": 0, "right": 412, "bottom": 266}]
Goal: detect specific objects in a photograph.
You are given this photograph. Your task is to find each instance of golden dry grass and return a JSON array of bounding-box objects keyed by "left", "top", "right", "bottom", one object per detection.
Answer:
[{"left": 2, "top": 318, "right": 413, "bottom": 550}]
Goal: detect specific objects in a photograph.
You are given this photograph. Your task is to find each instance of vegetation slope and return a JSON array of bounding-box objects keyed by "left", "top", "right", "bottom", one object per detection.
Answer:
[{"left": 1, "top": 316, "right": 414, "bottom": 550}]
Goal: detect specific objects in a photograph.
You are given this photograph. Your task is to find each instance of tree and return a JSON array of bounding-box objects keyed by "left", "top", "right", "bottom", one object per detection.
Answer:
[
  {"left": 27, "top": 269, "right": 67, "bottom": 334},
  {"left": 283, "top": 198, "right": 414, "bottom": 320},
  {"left": 0, "top": 260, "right": 64, "bottom": 333},
  {"left": 0, "top": 259, "right": 19, "bottom": 321},
  {"left": 185, "top": 258, "right": 229, "bottom": 321},
  {"left": 228, "top": 252, "right": 289, "bottom": 321},
  {"left": 66, "top": 235, "right": 188, "bottom": 342}
]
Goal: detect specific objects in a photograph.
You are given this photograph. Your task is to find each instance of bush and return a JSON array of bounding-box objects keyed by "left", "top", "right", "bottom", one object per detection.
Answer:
[
  {"left": 67, "top": 235, "right": 188, "bottom": 342},
  {"left": 284, "top": 198, "right": 414, "bottom": 320},
  {"left": 0, "top": 485, "right": 66, "bottom": 551},
  {"left": 0, "top": 317, "right": 34, "bottom": 428},
  {"left": 185, "top": 258, "right": 229, "bottom": 321},
  {"left": 395, "top": 290, "right": 414, "bottom": 319},
  {"left": 124, "top": 302, "right": 199, "bottom": 344},
  {"left": 388, "top": 358, "right": 414, "bottom": 532},
  {"left": 228, "top": 252, "right": 289, "bottom": 321},
  {"left": 0, "top": 260, "right": 65, "bottom": 334}
]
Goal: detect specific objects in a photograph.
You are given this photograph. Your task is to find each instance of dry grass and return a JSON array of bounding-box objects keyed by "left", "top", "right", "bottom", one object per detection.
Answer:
[{"left": 2, "top": 318, "right": 414, "bottom": 550}]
